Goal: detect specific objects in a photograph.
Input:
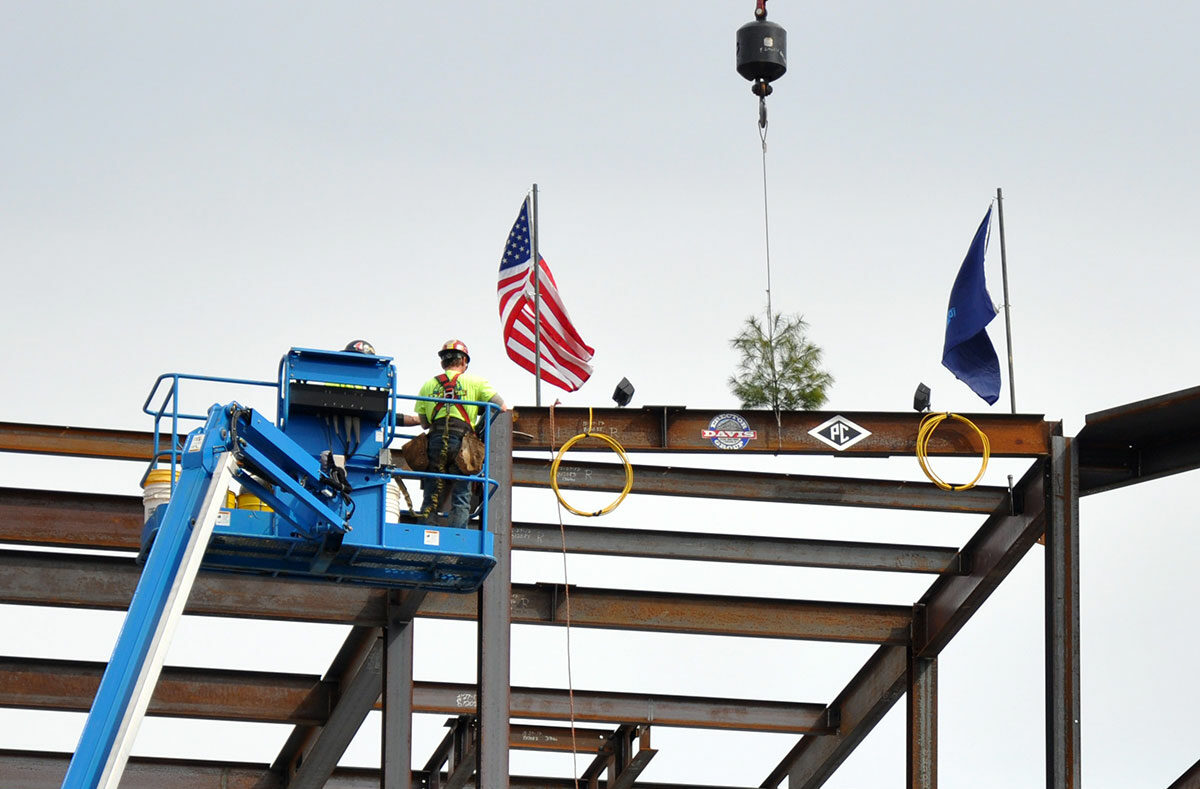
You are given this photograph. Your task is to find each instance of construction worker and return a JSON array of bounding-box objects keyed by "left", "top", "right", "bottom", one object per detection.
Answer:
[
  {"left": 414, "top": 340, "right": 509, "bottom": 526},
  {"left": 343, "top": 340, "right": 422, "bottom": 428}
]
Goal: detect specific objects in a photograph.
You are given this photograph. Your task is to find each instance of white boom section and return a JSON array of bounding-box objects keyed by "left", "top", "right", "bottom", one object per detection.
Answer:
[{"left": 96, "top": 452, "right": 236, "bottom": 789}]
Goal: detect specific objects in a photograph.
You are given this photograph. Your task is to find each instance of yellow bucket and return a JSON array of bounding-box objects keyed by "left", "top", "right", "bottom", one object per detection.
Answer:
[
  {"left": 143, "top": 469, "right": 237, "bottom": 520},
  {"left": 141, "top": 469, "right": 178, "bottom": 522},
  {"left": 237, "top": 492, "right": 273, "bottom": 512},
  {"left": 143, "top": 468, "right": 178, "bottom": 487}
]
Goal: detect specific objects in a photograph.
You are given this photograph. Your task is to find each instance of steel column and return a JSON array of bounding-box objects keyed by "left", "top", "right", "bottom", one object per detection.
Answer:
[
  {"left": 907, "top": 651, "right": 937, "bottom": 789},
  {"left": 384, "top": 591, "right": 426, "bottom": 789},
  {"left": 477, "top": 411, "right": 512, "bottom": 788},
  {"left": 1046, "top": 435, "right": 1081, "bottom": 789}
]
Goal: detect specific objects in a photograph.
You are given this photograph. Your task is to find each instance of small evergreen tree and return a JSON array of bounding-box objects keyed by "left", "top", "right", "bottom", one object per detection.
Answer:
[{"left": 729, "top": 312, "right": 833, "bottom": 411}]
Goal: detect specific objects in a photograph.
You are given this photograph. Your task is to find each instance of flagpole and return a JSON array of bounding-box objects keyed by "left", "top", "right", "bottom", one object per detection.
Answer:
[
  {"left": 996, "top": 187, "right": 1017, "bottom": 414},
  {"left": 530, "top": 184, "right": 543, "bottom": 407}
]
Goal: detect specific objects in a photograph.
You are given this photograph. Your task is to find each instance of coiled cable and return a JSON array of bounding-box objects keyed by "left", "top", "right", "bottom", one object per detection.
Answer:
[{"left": 916, "top": 412, "right": 991, "bottom": 491}]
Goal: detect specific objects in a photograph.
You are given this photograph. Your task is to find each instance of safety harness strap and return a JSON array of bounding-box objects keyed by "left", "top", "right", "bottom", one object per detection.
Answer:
[{"left": 431, "top": 373, "right": 472, "bottom": 424}]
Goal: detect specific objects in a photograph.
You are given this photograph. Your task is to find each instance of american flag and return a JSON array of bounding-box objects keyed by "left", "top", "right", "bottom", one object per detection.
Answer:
[{"left": 497, "top": 198, "right": 594, "bottom": 392}]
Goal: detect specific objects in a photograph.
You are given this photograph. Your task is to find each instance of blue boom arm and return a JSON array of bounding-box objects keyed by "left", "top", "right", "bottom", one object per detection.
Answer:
[{"left": 61, "top": 402, "right": 352, "bottom": 789}]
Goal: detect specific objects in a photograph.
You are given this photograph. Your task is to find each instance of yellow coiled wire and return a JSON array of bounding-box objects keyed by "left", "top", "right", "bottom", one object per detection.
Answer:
[
  {"left": 550, "top": 407, "right": 633, "bottom": 517},
  {"left": 916, "top": 412, "right": 991, "bottom": 491}
]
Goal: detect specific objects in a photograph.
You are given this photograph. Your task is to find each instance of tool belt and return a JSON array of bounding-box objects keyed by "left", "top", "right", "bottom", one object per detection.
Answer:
[{"left": 399, "top": 419, "right": 484, "bottom": 475}]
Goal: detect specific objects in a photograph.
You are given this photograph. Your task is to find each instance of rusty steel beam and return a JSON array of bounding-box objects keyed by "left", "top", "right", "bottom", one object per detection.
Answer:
[
  {"left": 0, "top": 656, "right": 831, "bottom": 734},
  {"left": 0, "top": 750, "right": 758, "bottom": 789},
  {"left": 0, "top": 420, "right": 1010, "bottom": 513},
  {"left": 510, "top": 724, "right": 609, "bottom": 753},
  {"left": 0, "top": 488, "right": 963, "bottom": 575},
  {"left": 512, "top": 521, "right": 962, "bottom": 574},
  {"left": 0, "top": 487, "right": 141, "bottom": 550},
  {"left": 271, "top": 626, "right": 384, "bottom": 780},
  {"left": 1167, "top": 758, "right": 1200, "bottom": 789},
  {"left": 762, "top": 645, "right": 909, "bottom": 788},
  {"left": 0, "top": 422, "right": 161, "bottom": 461},
  {"left": 0, "top": 551, "right": 912, "bottom": 644},
  {"left": 514, "top": 457, "right": 1008, "bottom": 514},
  {"left": 913, "top": 459, "right": 1049, "bottom": 657},
  {"left": 1076, "top": 384, "right": 1200, "bottom": 494},
  {"left": 424, "top": 682, "right": 832, "bottom": 733},
  {"left": 511, "top": 407, "right": 1052, "bottom": 457},
  {"left": 0, "top": 413, "right": 1054, "bottom": 462},
  {"left": 0, "top": 656, "right": 332, "bottom": 724},
  {"left": 766, "top": 459, "right": 1052, "bottom": 786}
]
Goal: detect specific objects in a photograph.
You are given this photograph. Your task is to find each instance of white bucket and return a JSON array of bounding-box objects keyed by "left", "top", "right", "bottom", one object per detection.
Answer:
[
  {"left": 142, "top": 468, "right": 178, "bottom": 522},
  {"left": 385, "top": 480, "right": 403, "bottom": 523}
]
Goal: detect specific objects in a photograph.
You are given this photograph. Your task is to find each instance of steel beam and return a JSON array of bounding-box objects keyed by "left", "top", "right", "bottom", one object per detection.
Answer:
[
  {"left": 510, "top": 724, "right": 610, "bottom": 753},
  {"left": 1167, "top": 758, "right": 1200, "bottom": 789},
  {"left": 422, "top": 682, "right": 831, "bottom": 733},
  {"left": 0, "top": 487, "right": 142, "bottom": 550},
  {"left": 581, "top": 724, "right": 657, "bottom": 789},
  {"left": 512, "top": 521, "right": 962, "bottom": 574},
  {"left": 0, "top": 488, "right": 963, "bottom": 575},
  {"left": 1046, "top": 436, "right": 1081, "bottom": 789},
  {"left": 0, "top": 749, "right": 760, "bottom": 789},
  {"left": 912, "top": 458, "right": 1049, "bottom": 657},
  {"left": 0, "top": 413, "right": 1054, "bottom": 461},
  {"left": 514, "top": 457, "right": 1007, "bottom": 514},
  {"left": 509, "top": 407, "right": 1052, "bottom": 456},
  {"left": 271, "top": 626, "right": 383, "bottom": 774},
  {"left": 0, "top": 422, "right": 161, "bottom": 461},
  {"left": 478, "top": 411, "right": 513, "bottom": 789},
  {"left": 0, "top": 420, "right": 1009, "bottom": 513},
  {"left": 275, "top": 634, "right": 383, "bottom": 789},
  {"left": 0, "top": 551, "right": 912, "bottom": 644},
  {"left": 421, "top": 716, "right": 476, "bottom": 789},
  {"left": 0, "top": 656, "right": 332, "bottom": 724},
  {"left": 764, "top": 645, "right": 909, "bottom": 788},
  {"left": 0, "top": 656, "right": 831, "bottom": 733},
  {"left": 766, "top": 459, "right": 1051, "bottom": 786},
  {"left": 1076, "top": 384, "right": 1200, "bottom": 494},
  {"left": 907, "top": 652, "right": 937, "bottom": 789}
]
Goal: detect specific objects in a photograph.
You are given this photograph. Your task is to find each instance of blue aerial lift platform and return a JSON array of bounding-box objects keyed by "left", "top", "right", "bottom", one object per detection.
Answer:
[{"left": 61, "top": 347, "right": 500, "bottom": 789}]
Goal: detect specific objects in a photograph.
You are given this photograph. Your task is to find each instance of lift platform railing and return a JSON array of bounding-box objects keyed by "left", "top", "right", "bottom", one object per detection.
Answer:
[{"left": 139, "top": 364, "right": 501, "bottom": 540}]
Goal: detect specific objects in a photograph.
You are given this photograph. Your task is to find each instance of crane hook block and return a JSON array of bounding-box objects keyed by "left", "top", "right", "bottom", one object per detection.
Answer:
[{"left": 736, "top": 18, "right": 787, "bottom": 96}]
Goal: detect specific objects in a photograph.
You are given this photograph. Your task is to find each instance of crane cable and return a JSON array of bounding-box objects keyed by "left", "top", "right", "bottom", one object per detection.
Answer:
[
  {"left": 915, "top": 412, "right": 991, "bottom": 491},
  {"left": 550, "top": 407, "right": 634, "bottom": 517}
]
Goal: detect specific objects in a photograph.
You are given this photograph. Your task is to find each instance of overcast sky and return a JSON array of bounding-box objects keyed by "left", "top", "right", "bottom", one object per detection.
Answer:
[{"left": 2, "top": 2, "right": 1198, "bottom": 787}]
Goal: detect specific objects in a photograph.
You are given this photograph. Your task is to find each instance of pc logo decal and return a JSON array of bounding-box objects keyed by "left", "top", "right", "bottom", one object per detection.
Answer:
[
  {"left": 808, "top": 416, "right": 871, "bottom": 451},
  {"left": 702, "top": 413, "right": 758, "bottom": 450}
]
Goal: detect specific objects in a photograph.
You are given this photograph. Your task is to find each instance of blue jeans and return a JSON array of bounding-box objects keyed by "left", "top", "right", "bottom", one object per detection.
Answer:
[{"left": 420, "top": 426, "right": 471, "bottom": 527}]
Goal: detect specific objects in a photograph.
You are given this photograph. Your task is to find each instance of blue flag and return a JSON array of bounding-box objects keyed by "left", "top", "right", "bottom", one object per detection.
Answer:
[{"left": 942, "top": 208, "right": 1001, "bottom": 405}]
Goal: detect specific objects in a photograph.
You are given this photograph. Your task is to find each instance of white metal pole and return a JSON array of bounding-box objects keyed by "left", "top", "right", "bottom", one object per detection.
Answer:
[
  {"left": 996, "top": 187, "right": 1017, "bottom": 414},
  {"left": 530, "top": 184, "right": 543, "bottom": 407}
]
